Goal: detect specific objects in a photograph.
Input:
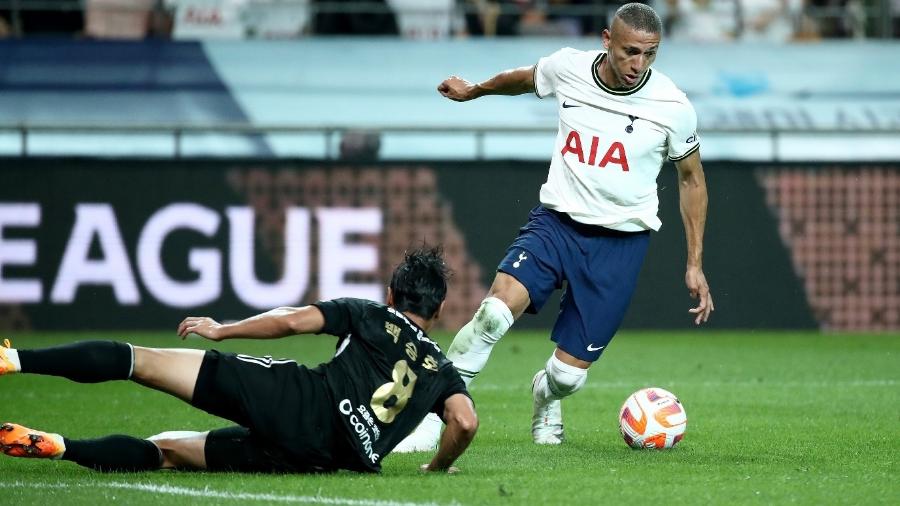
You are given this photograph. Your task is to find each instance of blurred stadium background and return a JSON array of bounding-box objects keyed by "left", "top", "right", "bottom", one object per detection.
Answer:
[{"left": 0, "top": 0, "right": 897, "bottom": 334}]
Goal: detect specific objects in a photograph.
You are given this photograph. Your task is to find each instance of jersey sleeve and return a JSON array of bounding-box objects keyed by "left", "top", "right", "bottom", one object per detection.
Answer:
[
  {"left": 667, "top": 100, "right": 701, "bottom": 161},
  {"left": 312, "top": 297, "right": 370, "bottom": 337},
  {"left": 429, "top": 365, "right": 472, "bottom": 419},
  {"left": 533, "top": 47, "right": 575, "bottom": 99}
]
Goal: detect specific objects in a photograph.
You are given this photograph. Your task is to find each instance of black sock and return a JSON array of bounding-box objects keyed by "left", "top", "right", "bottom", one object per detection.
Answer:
[
  {"left": 17, "top": 341, "right": 133, "bottom": 383},
  {"left": 62, "top": 436, "right": 162, "bottom": 472}
]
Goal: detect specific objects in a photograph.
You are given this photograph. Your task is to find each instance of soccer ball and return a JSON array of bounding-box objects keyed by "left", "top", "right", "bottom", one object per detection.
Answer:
[{"left": 618, "top": 387, "right": 687, "bottom": 449}]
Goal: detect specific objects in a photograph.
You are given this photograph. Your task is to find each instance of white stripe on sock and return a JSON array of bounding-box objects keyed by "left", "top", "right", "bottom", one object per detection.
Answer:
[
  {"left": 127, "top": 343, "right": 135, "bottom": 379},
  {"left": 6, "top": 348, "right": 22, "bottom": 372}
]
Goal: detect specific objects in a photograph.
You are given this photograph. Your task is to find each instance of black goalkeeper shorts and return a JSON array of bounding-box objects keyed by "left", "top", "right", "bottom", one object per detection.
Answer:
[{"left": 191, "top": 350, "right": 344, "bottom": 473}]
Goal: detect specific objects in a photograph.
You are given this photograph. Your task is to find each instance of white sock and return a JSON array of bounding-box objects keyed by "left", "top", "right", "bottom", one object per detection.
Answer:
[
  {"left": 49, "top": 433, "right": 66, "bottom": 460},
  {"left": 4, "top": 348, "right": 22, "bottom": 372},
  {"left": 411, "top": 413, "right": 442, "bottom": 439},
  {"left": 534, "top": 354, "right": 588, "bottom": 405},
  {"left": 447, "top": 297, "right": 514, "bottom": 387},
  {"left": 393, "top": 413, "right": 443, "bottom": 452}
]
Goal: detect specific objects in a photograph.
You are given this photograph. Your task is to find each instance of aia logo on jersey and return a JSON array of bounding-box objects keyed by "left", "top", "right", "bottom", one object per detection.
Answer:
[{"left": 560, "top": 130, "right": 630, "bottom": 172}]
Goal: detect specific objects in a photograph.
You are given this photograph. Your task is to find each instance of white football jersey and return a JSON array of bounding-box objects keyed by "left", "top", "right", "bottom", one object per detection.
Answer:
[{"left": 534, "top": 47, "right": 700, "bottom": 231}]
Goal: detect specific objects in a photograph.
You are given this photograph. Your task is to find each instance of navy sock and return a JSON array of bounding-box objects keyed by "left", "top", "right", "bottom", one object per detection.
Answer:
[
  {"left": 17, "top": 341, "right": 133, "bottom": 383},
  {"left": 62, "top": 436, "right": 162, "bottom": 472}
]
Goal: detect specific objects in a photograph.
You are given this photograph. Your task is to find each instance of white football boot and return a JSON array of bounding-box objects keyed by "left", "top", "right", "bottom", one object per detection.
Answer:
[{"left": 531, "top": 370, "right": 564, "bottom": 445}]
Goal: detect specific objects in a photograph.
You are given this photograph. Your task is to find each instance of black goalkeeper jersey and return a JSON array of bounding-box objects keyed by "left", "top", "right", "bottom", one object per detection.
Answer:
[{"left": 312, "top": 298, "right": 469, "bottom": 472}]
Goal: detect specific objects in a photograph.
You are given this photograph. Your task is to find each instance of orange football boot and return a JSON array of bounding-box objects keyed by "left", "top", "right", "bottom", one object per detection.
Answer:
[
  {"left": 0, "top": 339, "right": 17, "bottom": 375},
  {"left": 0, "top": 423, "right": 65, "bottom": 459}
]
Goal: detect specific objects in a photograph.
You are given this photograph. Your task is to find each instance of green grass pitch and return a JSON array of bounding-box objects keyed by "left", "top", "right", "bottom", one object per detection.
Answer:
[{"left": 1, "top": 330, "right": 897, "bottom": 505}]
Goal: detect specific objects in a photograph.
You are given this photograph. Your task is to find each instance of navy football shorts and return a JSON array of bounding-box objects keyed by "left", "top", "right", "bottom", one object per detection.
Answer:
[{"left": 498, "top": 205, "right": 650, "bottom": 362}]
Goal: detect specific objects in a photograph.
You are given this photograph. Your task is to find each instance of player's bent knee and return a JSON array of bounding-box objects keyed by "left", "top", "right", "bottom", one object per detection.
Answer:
[
  {"left": 545, "top": 355, "right": 588, "bottom": 398},
  {"left": 472, "top": 297, "right": 514, "bottom": 342},
  {"left": 487, "top": 273, "right": 530, "bottom": 318}
]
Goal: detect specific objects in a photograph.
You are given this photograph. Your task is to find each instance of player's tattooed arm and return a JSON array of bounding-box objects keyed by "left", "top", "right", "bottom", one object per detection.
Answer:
[
  {"left": 675, "top": 150, "right": 714, "bottom": 325},
  {"left": 421, "top": 393, "right": 478, "bottom": 473},
  {"left": 177, "top": 306, "right": 326, "bottom": 341},
  {"left": 437, "top": 65, "right": 535, "bottom": 101}
]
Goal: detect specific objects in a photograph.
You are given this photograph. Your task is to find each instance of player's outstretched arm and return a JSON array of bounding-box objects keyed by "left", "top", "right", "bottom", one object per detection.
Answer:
[
  {"left": 675, "top": 151, "right": 714, "bottom": 325},
  {"left": 177, "top": 306, "right": 326, "bottom": 341},
  {"left": 421, "top": 393, "right": 478, "bottom": 474},
  {"left": 437, "top": 65, "right": 535, "bottom": 102}
]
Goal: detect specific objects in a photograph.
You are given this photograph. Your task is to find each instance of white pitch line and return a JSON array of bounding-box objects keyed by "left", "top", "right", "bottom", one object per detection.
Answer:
[{"left": 0, "top": 481, "right": 457, "bottom": 506}]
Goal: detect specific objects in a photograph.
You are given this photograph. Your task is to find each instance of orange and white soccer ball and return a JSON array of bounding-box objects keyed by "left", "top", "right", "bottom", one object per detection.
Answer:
[{"left": 618, "top": 387, "right": 687, "bottom": 449}]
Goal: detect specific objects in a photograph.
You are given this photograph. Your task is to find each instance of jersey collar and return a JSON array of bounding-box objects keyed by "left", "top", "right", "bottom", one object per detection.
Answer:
[
  {"left": 400, "top": 310, "right": 428, "bottom": 334},
  {"left": 592, "top": 52, "right": 651, "bottom": 96}
]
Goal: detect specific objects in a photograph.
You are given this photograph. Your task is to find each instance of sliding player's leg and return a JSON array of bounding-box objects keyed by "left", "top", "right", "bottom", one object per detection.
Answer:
[
  {"left": 152, "top": 426, "right": 307, "bottom": 473},
  {"left": 130, "top": 346, "right": 205, "bottom": 402},
  {"left": 1, "top": 423, "right": 301, "bottom": 473},
  {"left": 148, "top": 430, "right": 209, "bottom": 469},
  {"left": 0, "top": 422, "right": 163, "bottom": 471},
  {"left": 0, "top": 344, "right": 205, "bottom": 471},
  {"left": 0, "top": 339, "right": 204, "bottom": 403},
  {"left": 1, "top": 339, "right": 136, "bottom": 382}
]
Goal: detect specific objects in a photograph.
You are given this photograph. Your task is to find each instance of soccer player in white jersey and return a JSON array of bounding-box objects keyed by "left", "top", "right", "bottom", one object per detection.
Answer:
[{"left": 395, "top": 2, "right": 713, "bottom": 451}]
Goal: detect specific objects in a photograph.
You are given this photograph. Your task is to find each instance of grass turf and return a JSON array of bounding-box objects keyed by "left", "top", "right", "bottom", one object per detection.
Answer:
[{"left": 1, "top": 330, "right": 897, "bottom": 505}]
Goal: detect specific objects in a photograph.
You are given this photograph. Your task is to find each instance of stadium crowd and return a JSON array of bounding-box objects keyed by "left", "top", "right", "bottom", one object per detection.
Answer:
[{"left": 0, "top": 0, "right": 896, "bottom": 41}]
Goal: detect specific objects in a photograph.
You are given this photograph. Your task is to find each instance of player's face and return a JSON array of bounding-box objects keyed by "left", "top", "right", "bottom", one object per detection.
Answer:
[{"left": 601, "top": 19, "right": 660, "bottom": 89}]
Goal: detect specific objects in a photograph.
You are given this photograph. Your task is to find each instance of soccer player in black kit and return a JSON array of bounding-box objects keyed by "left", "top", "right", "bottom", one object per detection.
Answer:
[{"left": 0, "top": 247, "right": 477, "bottom": 474}]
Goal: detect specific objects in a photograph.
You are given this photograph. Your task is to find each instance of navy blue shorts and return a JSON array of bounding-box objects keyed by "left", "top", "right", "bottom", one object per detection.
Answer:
[{"left": 498, "top": 206, "right": 650, "bottom": 362}]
